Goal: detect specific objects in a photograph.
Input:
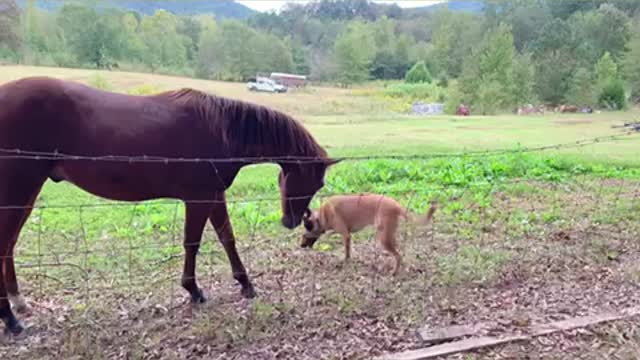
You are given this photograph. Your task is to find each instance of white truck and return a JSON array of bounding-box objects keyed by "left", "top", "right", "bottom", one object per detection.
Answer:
[{"left": 247, "top": 76, "right": 287, "bottom": 93}]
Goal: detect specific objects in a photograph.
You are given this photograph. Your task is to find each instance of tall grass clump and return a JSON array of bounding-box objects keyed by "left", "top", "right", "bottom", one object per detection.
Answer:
[
  {"left": 86, "top": 73, "right": 112, "bottom": 91},
  {"left": 379, "top": 82, "right": 446, "bottom": 113}
]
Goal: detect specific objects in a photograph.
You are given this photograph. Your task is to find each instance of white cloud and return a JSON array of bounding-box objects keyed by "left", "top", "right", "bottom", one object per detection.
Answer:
[{"left": 238, "top": 1, "right": 445, "bottom": 13}]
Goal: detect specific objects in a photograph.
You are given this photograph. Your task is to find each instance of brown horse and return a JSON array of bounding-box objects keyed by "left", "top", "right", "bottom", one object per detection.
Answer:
[{"left": 0, "top": 76, "right": 339, "bottom": 335}]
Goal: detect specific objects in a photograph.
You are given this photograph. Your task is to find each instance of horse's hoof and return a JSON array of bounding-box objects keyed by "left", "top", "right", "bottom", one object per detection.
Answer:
[
  {"left": 9, "top": 295, "right": 29, "bottom": 314},
  {"left": 190, "top": 288, "right": 207, "bottom": 304},
  {"left": 4, "top": 321, "right": 23, "bottom": 336},
  {"left": 241, "top": 286, "right": 257, "bottom": 299}
]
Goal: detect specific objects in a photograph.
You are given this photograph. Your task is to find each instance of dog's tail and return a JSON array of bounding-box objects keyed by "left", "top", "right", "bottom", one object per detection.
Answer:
[{"left": 404, "top": 201, "right": 437, "bottom": 225}]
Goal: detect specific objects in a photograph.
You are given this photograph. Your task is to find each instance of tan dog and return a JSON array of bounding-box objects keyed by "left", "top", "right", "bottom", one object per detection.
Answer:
[{"left": 301, "top": 193, "right": 436, "bottom": 275}]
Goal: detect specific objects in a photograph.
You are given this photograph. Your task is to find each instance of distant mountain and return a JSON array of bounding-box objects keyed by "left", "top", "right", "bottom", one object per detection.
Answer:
[
  {"left": 404, "top": 0, "right": 485, "bottom": 17},
  {"left": 17, "top": 0, "right": 257, "bottom": 19},
  {"left": 446, "top": 0, "right": 485, "bottom": 13}
]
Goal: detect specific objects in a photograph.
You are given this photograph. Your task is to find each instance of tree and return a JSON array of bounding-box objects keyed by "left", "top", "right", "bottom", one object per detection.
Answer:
[
  {"left": 0, "top": 0, "right": 20, "bottom": 52},
  {"left": 290, "top": 42, "right": 311, "bottom": 75},
  {"left": 199, "top": 20, "right": 255, "bottom": 80},
  {"left": 509, "top": 2, "right": 552, "bottom": 52},
  {"left": 594, "top": 51, "right": 625, "bottom": 109},
  {"left": 536, "top": 51, "right": 575, "bottom": 105},
  {"left": 532, "top": 19, "right": 577, "bottom": 104},
  {"left": 623, "top": 24, "right": 640, "bottom": 101},
  {"left": 429, "top": 9, "right": 484, "bottom": 78},
  {"left": 569, "top": 4, "right": 630, "bottom": 66},
  {"left": 333, "top": 20, "right": 376, "bottom": 85},
  {"left": 251, "top": 32, "right": 294, "bottom": 75},
  {"left": 459, "top": 22, "right": 516, "bottom": 114},
  {"left": 547, "top": 0, "right": 606, "bottom": 19},
  {"left": 195, "top": 18, "right": 218, "bottom": 78},
  {"left": 598, "top": 79, "right": 626, "bottom": 110},
  {"left": 532, "top": 18, "right": 573, "bottom": 55},
  {"left": 57, "top": 4, "right": 127, "bottom": 68},
  {"left": 139, "top": 10, "right": 188, "bottom": 71},
  {"left": 121, "top": 12, "right": 145, "bottom": 63},
  {"left": 405, "top": 61, "right": 431, "bottom": 83},
  {"left": 594, "top": 51, "right": 618, "bottom": 86},
  {"left": 197, "top": 20, "right": 293, "bottom": 81},
  {"left": 247, "top": 12, "right": 288, "bottom": 37},
  {"left": 512, "top": 52, "right": 536, "bottom": 106},
  {"left": 369, "top": 16, "right": 394, "bottom": 79},
  {"left": 177, "top": 16, "right": 203, "bottom": 62},
  {"left": 23, "top": 0, "right": 48, "bottom": 54},
  {"left": 566, "top": 67, "right": 596, "bottom": 106}
]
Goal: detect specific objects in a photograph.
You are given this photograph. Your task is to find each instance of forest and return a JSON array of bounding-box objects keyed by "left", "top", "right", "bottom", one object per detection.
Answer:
[{"left": 1, "top": 0, "right": 640, "bottom": 113}]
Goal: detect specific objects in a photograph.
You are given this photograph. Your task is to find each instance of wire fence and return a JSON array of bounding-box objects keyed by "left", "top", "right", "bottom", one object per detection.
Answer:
[
  {"left": 1, "top": 133, "right": 640, "bottom": 353},
  {"left": 0, "top": 131, "right": 636, "bottom": 164}
]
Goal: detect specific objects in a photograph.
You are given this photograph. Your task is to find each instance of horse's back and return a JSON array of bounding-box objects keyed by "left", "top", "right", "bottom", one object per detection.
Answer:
[{"left": 0, "top": 77, "right": 74, "bottom": 147}]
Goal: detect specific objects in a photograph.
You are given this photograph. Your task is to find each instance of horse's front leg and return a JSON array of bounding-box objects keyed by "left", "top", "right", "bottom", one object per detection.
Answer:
[
  {"left": 181, "top": 203, "right": 212, "bottom": 303},
  {"left": 209, "top": 194, "right": 256, "bottom": 299}
]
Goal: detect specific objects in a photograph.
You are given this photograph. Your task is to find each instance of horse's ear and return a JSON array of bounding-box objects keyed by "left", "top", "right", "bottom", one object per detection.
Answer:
[{"left": 324, "top": 158, "right": 343, "bottom": 167}]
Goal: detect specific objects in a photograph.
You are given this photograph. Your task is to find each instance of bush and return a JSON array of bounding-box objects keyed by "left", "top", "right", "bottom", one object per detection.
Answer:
[
  {"left": 566, "top": 67, "right": 596, "bottom": 107},
  {"left": 87, "top": 73, "right": 113, "bottom": 91},
  {"left": 405, "top": 61, "right": 432, "bottom": 84},
  {"left": 598, "top": 79, "right": 627, "bottom": 110},
  {"left": 474, "top": 80, "right": 505, "bottom": 115},
  {"left": 444, "top": 80, "right": 464, "bottom": 115},
  {"left": 379, "top": 82, "right": 446, "bottom": 113},
  {"left": 0, "top": 45, "right": 20, "bottom": 64},
  {"left": 51, "top": 52, "right": 77, "bottom": 68},
  {"left": 382, "top": 82, "right": 444, "bottom": 101}
]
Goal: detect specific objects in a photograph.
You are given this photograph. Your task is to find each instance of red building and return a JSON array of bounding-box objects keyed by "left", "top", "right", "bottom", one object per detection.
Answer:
[{"left": 270, "top": 73, "right": 307, "bottom": 88}]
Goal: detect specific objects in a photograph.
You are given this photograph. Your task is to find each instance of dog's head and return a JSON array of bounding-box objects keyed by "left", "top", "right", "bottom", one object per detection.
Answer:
[{"left": 300, "top": 208, "right": 325, "bottom": 248}]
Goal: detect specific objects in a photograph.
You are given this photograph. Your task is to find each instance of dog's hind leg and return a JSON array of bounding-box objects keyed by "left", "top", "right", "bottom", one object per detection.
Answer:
[{"left": 377, "top": 219, "right": 402, "bottom": 275}]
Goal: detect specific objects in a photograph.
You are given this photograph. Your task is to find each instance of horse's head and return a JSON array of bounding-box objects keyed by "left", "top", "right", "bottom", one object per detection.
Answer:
[{"left": 278, "top": 158, "right": 341, "bottom": 229}]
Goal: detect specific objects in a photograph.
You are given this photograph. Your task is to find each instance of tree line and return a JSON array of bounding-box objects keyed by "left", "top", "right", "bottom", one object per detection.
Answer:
[{"left": 1, "top": 0, "right": 640, "bottom": 113}]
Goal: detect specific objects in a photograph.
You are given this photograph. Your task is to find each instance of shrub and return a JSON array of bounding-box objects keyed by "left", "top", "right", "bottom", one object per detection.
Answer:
[
  {"left": 598, "top": 79, "right": 627, "bottom": 110},
  {"left": 405, "top": 61, "right": 432, "bottom": 84},
  {"left": 566, "top": 67, "right": 596, "bottom": 107},
  {"left": 0, "top": 45, "right": 20, "bottom": 64},
  {"left": 87, "top": 73, "right": 112, "bottom": 91},
  {"left": 474, "top": 80, "right": 505, "bottom": 115},
  {"left": 382, "top": 82, "right": 444, "bottom": 101},
  {"left": 444, "top": 80, "right": 464, "bottom": 115},
  {"left": 379, "top": 82, "right": 446, "bottom": 113}
]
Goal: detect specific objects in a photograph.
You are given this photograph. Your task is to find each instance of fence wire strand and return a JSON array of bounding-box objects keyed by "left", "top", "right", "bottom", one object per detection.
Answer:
[{"left": 0, "top": 132, "right": 636, "bottom": 164}]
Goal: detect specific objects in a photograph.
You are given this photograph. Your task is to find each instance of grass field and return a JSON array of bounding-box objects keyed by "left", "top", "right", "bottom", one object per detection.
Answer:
[{"left": 2, "top": 66, "right": 640, "bottom": 359}]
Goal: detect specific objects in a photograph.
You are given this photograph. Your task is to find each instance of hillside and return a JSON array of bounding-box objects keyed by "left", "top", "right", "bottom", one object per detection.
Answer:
[{"left": 17, "top": 0, "right": 257, "bottom": 19}]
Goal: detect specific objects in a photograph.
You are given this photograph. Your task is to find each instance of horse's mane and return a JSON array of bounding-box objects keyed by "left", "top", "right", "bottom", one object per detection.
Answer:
[{"left": 163, "top": 88, "right": 327, "bottom": 159}]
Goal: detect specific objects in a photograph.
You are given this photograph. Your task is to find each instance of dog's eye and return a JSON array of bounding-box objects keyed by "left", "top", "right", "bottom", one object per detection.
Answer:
[{"left": 304, "top": 220, "right": 313, "bottom": 232}]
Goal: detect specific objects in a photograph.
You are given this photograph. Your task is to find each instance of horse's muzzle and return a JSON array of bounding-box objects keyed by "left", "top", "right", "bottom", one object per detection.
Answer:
[{"left": 282, "top": 215, "right": 301, "bottom": 230}]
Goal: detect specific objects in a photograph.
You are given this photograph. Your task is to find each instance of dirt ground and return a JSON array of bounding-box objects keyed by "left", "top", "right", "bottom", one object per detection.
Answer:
[{"left": 1, "top": 178, "right": 640, "bottom": 359}]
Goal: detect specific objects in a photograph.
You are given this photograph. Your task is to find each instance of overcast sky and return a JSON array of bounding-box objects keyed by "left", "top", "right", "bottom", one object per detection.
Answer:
[{"left": 237, "top": 1, "right": 445, "bottom": 12}]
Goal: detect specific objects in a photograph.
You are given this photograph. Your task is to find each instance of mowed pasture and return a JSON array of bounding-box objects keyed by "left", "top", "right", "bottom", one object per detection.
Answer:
[{"left": 2, "top": 66, "right": 640, "bottom": 359}]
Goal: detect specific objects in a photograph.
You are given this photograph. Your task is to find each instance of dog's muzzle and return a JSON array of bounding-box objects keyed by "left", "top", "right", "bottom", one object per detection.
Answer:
[{"left": 300, "top": 232, "right": 320, "bottom": 248}]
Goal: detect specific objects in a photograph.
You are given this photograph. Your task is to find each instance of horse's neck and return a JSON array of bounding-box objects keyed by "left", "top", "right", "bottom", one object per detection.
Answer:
[{"left": 232, "top": 137, "right": 314, "bottom": 163}]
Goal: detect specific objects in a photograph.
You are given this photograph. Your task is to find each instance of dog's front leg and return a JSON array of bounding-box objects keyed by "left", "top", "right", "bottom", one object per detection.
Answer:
[{"left": 341, "top": 232, "right": 352, "bottom": 261}]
